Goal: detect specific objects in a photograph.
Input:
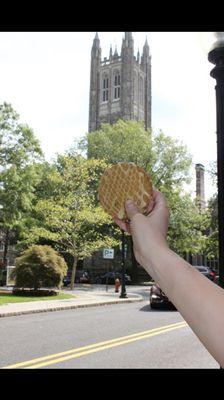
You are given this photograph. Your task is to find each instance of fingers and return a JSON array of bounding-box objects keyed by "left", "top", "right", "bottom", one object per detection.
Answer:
[
  {"left": 113, "top": 200, "right": 141, "bottom": 233},
  {"left": 113, "top": 190, "right": 168, "bottom": 232},
  {"left": 114, "top": 217, "right": 130, "bottom": 233},
  {"left": 125, "top": 199, "right": 142, "bottom": 219},
  {"left": 114, "top": 200, "right": 141, "bottom": 233},
  {"left": 152, "top": 190, "right": 168, "bottom": 212},
  {"left": 145, "top": 197, "right": 155, "bottom": 214}
]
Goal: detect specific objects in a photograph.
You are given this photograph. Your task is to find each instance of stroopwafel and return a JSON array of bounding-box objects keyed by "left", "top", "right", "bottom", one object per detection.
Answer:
[{"left": 98, "top": 162, "right": 153, "bottom": 221}]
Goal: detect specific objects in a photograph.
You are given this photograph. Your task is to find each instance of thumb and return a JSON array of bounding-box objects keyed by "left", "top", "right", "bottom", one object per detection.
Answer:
[{"left": 125, "top": 199, "right": 142, "bottom": 220}]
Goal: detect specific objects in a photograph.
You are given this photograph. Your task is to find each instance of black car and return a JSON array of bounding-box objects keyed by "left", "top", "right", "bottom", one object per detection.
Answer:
[
  {"left": 63, "top": 270, "right": 90, "bottom": 286},
  {"left": 150, "top": 284, "right": 176, "bottom": 310},
  {"left": 150, "top": 265, "right": 217, "bottom": 309},
  {"left": 95, "top": 271, "right": 132, "bottom": 285}
]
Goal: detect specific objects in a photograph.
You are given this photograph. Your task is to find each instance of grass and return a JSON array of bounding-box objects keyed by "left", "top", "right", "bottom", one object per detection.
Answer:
[{"left": 0, "top": 291, "right": 75, "bottom": 306}]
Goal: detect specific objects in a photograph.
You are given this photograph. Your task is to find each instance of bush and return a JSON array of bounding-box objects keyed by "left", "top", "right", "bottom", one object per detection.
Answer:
[
  {"left": 12, "top": 288, "right": 58, "bottom": 296},
  {"left": 13, "top": 245, "right": 68, "bottom": 290}
]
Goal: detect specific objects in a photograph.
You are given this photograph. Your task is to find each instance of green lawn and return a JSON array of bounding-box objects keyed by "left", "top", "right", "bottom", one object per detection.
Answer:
[{"left": 0, "top": 291, "right": 75, "bottom": 306}]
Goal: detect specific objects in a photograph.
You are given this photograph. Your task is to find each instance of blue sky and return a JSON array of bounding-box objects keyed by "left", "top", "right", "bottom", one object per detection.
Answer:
[{"left": 0, "top": 31, "right": 217, "bottom": 200}]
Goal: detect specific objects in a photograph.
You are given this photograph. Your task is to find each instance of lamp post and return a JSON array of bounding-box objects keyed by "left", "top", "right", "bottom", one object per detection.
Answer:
[
  {"left": 119, "top": 229, "right": 127, "bottom": 298},
  {"left": 208, "top": 33, "right": 224, "bottom": 289}
]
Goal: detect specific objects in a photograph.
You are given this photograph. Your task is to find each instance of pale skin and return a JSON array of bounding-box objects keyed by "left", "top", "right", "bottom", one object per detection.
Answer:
[{"left": 114, "top": 190, "right": 224, "bottom": 368}]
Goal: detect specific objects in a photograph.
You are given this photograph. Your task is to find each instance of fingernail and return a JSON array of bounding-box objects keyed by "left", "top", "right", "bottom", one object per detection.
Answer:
[{"left": 126, "top": 199, "right": 133, "bottom": 206}]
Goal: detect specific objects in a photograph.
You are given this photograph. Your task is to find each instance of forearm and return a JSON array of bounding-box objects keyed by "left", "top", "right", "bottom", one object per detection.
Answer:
[{"left": 144, "top": 245, "right": 224, "bottom": 367}]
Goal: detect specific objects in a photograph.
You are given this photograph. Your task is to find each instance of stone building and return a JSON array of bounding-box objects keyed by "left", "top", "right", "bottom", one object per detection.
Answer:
[
  {"left": 85, "top": 32, "right": 152, "bottom": 282},
  {"left": 187, "top": 164, "right": 211, "bottom": 268},
  {"left": 88, "top": 32, "right": 152, "bottom": 133}
]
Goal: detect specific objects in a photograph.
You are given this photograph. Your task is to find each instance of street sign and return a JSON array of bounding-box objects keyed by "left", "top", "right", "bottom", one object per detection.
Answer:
[{"left": 103, "top": 248, "right": 114, "bottom": 259}]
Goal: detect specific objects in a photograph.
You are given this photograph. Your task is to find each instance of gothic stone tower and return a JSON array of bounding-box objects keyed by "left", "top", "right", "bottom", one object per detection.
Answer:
[{"left": 88, "top": 32, "right": 151, "bottom": 132}]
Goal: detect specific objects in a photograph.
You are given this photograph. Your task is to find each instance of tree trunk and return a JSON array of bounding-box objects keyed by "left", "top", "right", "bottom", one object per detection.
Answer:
[
  {"left": 70, "top": 255, "right": 77, "bottom": 290},
  {"left": 3, "top": 228, "right": 10, "bottom": 269}
]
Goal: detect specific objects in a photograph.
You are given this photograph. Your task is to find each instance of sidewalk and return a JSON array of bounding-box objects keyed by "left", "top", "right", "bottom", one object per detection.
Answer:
[{"left": 0, "top": 286, "right": 144, "bottom": 318}]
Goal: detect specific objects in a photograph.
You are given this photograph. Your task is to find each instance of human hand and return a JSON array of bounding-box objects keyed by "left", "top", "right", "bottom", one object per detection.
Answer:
[{"left": 114, "top": 190, "right": 169, "bottom": 268}]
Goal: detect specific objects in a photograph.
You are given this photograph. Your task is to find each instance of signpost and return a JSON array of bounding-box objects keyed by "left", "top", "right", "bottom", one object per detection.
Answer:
[
  {"left": 103, "top": 248, "right": 114, "bottom": 291},
  {"left": 119, "top": 230, "right": 128, "bottom": 298},
  {"left": 103, "top": 248, "right": 114, "bottom": 259}
]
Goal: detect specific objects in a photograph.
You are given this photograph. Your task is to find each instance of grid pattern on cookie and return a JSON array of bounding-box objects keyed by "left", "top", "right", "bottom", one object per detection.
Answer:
[{"left": 98, "top": 162, "right": 153, "bottom": 220}]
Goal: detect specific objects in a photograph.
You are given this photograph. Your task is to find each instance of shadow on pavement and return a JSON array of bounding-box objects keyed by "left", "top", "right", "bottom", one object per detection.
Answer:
[{"left": 139, "top": 304, "right": 177, "bottom": 312}]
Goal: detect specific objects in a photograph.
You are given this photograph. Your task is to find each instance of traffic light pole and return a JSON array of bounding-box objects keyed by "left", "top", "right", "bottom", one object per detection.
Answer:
[
  {"left": 119, "top": 229, "right": 127, "bottom": 298},
  {"left": 208, "top": 43, "right": 224, "bottom": 289}
]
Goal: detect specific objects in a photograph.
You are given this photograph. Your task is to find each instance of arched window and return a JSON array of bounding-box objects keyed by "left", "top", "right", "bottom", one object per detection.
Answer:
[
  {"left": 102, "top": 75, "right": 109, "bottom": 102},
  {"left": 114, "top": 71, "right": 121, "bottom": 100}
]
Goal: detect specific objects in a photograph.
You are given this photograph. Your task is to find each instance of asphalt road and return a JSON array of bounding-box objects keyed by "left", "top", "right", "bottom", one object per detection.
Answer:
[{"left": 0, "top": 286, "right": 219, "bottom": 369}]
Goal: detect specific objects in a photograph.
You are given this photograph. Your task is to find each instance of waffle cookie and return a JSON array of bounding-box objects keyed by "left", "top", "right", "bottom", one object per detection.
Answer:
[{"left": 98, "top": 162, "right": 153, "bottom": 221}]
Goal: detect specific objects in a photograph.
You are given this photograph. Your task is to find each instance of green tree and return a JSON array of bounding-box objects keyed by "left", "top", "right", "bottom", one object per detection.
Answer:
[
  {"left": 206, "top": 195, "right": 218, "bottom": 260},
  {"left": 79, "top": 119, "right": 152, "bottom": 168},
  {"left": 0, "top": 102, "right": 43, "bottom": 267},
  {"left": 76, "top": 120, "right": 207, "bottom": 275},
  {"left": 13, "top": 245, "right": 68, "bottom": 290},
  {"left": 78, "top": 119, "right": 192, "bottom": 191},
  {"left": 166, "top": 189, "right": 209, "bottom": 256},
  {"left": 205, "top": 162, "right": 218, "bottom": 260},
  {"left": 20, "top": 154, "right": 120, "bottom": 289}
]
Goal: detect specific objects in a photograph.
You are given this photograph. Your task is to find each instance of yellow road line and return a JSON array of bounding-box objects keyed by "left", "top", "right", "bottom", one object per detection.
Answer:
[
  {"left": 26, "top": 323, "right": 188, "bottom": 369},
  {"left": 2, "top": 321, "right": 188, "bottom": 369}
]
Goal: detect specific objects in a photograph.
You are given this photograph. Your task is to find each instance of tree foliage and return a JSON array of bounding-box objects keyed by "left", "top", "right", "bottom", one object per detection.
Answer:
[
  {"left": 21, "top": 154, "right": 120, "bottom": 288},
  {"left": 78, "top": 120, "right": 192, "bottom": 190},
  {"left": 13, "top": 245, "right": 68, "bottom": 290},
  {"left": 80, "top": 119, "right": 152, "bottom": 168},
  {"left": 166, "top": 189, "right": 209, "bottom": 256},
  {"left": 0, "top": 102, "right": 43, "bottom": 266},
  {"left": 205, "top": 194, "right": 218, "bottom": 259}
]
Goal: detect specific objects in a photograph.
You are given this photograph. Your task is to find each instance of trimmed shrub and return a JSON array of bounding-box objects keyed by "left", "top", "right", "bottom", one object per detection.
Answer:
[
  {"left": 12, "top": 288, "right": 58, "bottom": 296},
  {"left": 13, "top": 245, "right": 68, "bottom": 291}
]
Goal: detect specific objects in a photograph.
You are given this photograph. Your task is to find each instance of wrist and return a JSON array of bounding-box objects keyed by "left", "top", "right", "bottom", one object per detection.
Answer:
[{"left": 142, "top": 242, "right": 170, "bottom": 276}]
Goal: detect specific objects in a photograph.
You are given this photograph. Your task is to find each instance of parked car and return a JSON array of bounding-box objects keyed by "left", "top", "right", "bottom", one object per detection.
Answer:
[
  {"left": 95, "top": 271, "right": 132, "bottom": 285},
  {"left": 150, "top": 283, "right": 176, "bottom": 310},
  {"left": 63, "top": 270, "right": 90, "bottom": 286},
  {"left": 149, "top": 265, "right": 217, "bottom": 309},
  {"left": 194, "top": 265, "right": 216, "bottom": 281}
]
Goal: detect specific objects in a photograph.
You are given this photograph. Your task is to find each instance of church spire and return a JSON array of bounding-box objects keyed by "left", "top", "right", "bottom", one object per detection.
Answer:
[
  {"left": 93, "top": 32, "right": 100, "bottom": 48},
  {"left": 114, "top": 45, "right": 118, "bottom": 58},
  {"left": 143, "top": 36, "right": 150, "bottom": 56},
  {"left": 122, "top": 32, "right": 134, "bottom": 49},
  {"left": 125, "top": 32, "right": 133, "bottom": 42},
  {"left": 121, "top": 32, "right": 134, "bottom": 59},
  {"left": 91, "top": 32, "right": 101, "bottom": 58}
]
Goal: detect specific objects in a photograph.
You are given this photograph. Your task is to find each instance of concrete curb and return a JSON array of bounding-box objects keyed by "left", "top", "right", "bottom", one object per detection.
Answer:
[{"left": 0, "top": 295, "right": 143, "bottom": 318}]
